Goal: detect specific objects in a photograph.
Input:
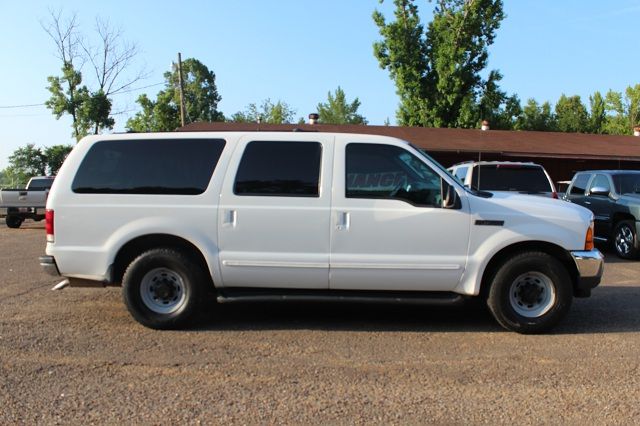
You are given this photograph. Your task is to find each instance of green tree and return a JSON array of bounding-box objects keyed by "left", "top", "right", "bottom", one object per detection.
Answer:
[
  {"left": 555, "top": 94, "right": 589, "bottom": 133},
  {"left": 317, "top": 87, "right": 367, "bottom": 124},
  {"left": 43, "top": 11, "right": 143, "bottom": 140},
  {"left": 7, "top": 145, "right": 47, "bottom": 182},
  {"left": 230, "top": 99, "right": 296, "bottom": 124},
  {"left": 588, "top": 91, "right": 606, "bottom": 134},
  {"left": 603, "top": 85, "right": 640, "bottom": 135},
  {"left": 127, "top": 58, "right": 223, "bottom": 132},
  {"left": 477, "top": 71, "right": 521, "bottom": 129},
  {"left": 46, "top": 63, "right": 91, "bottom": 140},
  {"left": 517, "top": 99, "right": 555, "bottom": 131},
  {"left": 373, "top": 0, "right": 505, "bottom": 127},
  {"left": 44, "top": 145, "right": 74, "bottom": 175}
]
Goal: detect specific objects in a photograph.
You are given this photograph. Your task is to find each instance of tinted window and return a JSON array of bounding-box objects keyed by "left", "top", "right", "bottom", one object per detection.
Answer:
[
  {"left": 570, "top": 173, "right": 591, "bottom": 195},
  {"left": 612, "top": 173, "right": 640, "bottom": 195},
  {"left": 28, "top": 178, "right": 54, "bottom": 190},
  {"left": 346, "top": 143, "right": 442, "bottom": 207},
  {"left": 72, "top": 138, "right": 225, "bottom": 195},
  {"left": 589, "top": 174, "right": 611, "bottom": 194},
  {"left": 471, "top": 164, "right": 551, "bottom": 192},
  {"left": 234, "top": 141, "right": 321, "bottom": 197}
]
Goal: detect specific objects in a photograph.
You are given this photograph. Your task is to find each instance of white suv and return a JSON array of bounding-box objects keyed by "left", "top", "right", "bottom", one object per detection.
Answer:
[
  {"left": 40, "top": 132, "right": 602, "bottom": 333},
  {"left": 448, "top": 161, "right": 558, "bottom": 198}
]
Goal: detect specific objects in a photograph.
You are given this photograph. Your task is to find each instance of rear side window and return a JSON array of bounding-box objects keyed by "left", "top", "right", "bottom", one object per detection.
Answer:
[
  {"left": 570, "top": 173, "right": 591, "bottom": 195},
  {"left": 472, "top": 164, "right": 551, "bottom": 193},
  {"left": 72, "top": 138, "right": 225, "bottom": 194},
  {"left": 234, "top": 141, "right": 322, "bottom": 197}
]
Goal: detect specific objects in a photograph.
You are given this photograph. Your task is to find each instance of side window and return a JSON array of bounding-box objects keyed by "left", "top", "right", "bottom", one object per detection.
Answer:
[
  {"left": 588, "top": 174, "right": 610, "bottom": 194},
  {"left": 346, "top": 143, "right": 442, "bottom": 207},
  {"left": 234, "top": 141, "right": 322, "bottom": 197},
  {"left": 72, "top": 138, "right": 225, "bottom": 195},
  {"left": 569, "top": 174, "right": 591, "bottom": 196},
  {"left": 454, "top": 166, "right": 468, "bottom": 183}
]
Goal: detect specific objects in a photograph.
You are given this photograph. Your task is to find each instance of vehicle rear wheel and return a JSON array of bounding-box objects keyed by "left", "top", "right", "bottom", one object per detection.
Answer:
[
  {"left": 5, "top": 215, "right": 23, "bottom": 229},
  {"left": 613, "top": 220, "right": 639, "bottom": 260},
  {"left": 122, "top": 248, "right": 207, "bottom": 329},
  {"left": 486, "top": 251, "right": 572, "bottom": 334}
]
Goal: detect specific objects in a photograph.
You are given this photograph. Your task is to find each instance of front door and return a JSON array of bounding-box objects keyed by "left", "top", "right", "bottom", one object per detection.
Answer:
[
  {"left": 218, "top": 136, "right": 334, "bottom": 289},
  {"left": 329, "top": 138, "right": 471, "bottom": 291}
]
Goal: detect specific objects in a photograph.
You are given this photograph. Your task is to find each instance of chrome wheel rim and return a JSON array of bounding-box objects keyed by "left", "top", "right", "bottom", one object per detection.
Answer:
[
  {"left": 615, "top": 225, "right": 634, "bottom": 256},
  {"left": 509, "top": 271, "right": 556, "bottom": 318},
  {"left": 140, "top": 268, "right": 186, "bottom": 314}
]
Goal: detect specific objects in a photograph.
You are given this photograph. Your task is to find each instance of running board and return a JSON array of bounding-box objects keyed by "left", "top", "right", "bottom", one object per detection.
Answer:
[{"left": 216, "top": 288, "right": 467, "bottom": 306}]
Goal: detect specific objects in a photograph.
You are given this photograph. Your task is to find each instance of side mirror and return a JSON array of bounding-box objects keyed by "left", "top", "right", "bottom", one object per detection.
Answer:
[
  {"left": 442, "top": 181, "right": 461, "bottom": 209},
  {"left": 588, "top": 186, "right": 610, "bottom": 197}
]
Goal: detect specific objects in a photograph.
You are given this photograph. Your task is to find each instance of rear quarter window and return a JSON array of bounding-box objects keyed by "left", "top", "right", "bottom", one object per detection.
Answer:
[
  {"left": 472, "top": 165, "right": 551, "bottom": 192},
  {"left": 72, "top": 138, "right": 226, "bottom": 195}
]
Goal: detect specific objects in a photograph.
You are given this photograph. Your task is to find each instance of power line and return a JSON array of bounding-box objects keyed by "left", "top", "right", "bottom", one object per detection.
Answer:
[
  {"left": 0, "top": 103, "right": 46, "bottom": 109},
  {"left": 0, "top": 82, "right": 165, "bottom": 109}
]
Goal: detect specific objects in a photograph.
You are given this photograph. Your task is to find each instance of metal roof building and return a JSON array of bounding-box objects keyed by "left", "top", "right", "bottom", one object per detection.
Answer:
[{"left": 180, "top": 122, "right": 640, "bottom": 184}]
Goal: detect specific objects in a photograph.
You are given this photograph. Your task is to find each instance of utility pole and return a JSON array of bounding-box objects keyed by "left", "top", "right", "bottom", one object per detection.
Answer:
[{"left": 177, "top": 52, "right": 186, "bottom": 127}]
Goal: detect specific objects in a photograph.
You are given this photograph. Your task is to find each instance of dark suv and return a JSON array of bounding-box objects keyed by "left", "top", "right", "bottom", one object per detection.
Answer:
[{"left": 564, "top": 170, "right": 640, "bottom": 259}]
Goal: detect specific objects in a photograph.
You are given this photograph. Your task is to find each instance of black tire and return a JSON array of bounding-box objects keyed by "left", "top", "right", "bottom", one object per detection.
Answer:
[
  {"left": 612, "top": 220, "right": 639, "bottom": 260},
  {"left": 5, "top": 215, "right": 23, "bottom": 229},
  {"left": 486, "top": 251, "right": 572, "bottom": 334},
  {"left": 122, "top": 248, "right": 208, "bottom": 329}
]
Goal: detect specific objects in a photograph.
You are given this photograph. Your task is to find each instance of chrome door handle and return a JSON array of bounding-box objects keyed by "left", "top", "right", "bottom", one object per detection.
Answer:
[
  {"left": 336, "top": 212, "right": 350, "bottom": 231},
  {"left": 584, "top": 201, "right": 591, "bottom": 205},
  {"left": 224, "top": 209, "right": 237, "bottom": 227}
]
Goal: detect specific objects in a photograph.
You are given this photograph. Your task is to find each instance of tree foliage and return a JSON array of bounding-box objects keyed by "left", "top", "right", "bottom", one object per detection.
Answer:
[
  {"left": 127, "top": 58, "right": 223, "bottom": 132},
  {"left": 516, "top": 99, "right": 555, "bottom": 131},
  {"left": 229, "top": 99, "right": 297, "bottom": 124},
  {"left": 373, "top": 0, "right": 506, "bottom": 128},
  {"left": 44, "top": 145, "right": 74, "bottom": 175},
  {"left": 554, "top": 95, "right": 589, "bottom": 133},
  {"left": 317, "top": 87, "right": 368, "bottom": 124},
  {"left": 3, "top": 144, "right": 73, "bottom": 185},
  {"left": 43, "top": 10, "right": 143, "bottom": 140}
]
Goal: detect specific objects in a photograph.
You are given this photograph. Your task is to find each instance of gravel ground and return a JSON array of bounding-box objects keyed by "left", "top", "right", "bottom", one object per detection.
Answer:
[{"left": 1, "top": 220, "right": 640, "bottom": 424}]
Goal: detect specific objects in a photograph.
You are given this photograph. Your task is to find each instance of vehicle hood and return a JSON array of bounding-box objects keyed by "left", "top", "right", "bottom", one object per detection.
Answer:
[
  {"left": 469, "top": 191, "right": 593, "bottom": 223},
  {"left": 466, "top": 191, "right": 593, "bottom": 250}
]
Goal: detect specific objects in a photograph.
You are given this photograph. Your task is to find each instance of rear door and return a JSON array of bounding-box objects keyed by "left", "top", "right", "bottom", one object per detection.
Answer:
[
  {"left": 329, "top": 137, "right": 470, "bottom": 291},
  {"left": 218, "top": 135, "right": 334, "bottom": 289}
]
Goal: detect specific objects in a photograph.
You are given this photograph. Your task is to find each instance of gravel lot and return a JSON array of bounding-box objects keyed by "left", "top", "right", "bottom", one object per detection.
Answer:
[{"left": 1, "top": 220, "right": 640, "bottom": 424}]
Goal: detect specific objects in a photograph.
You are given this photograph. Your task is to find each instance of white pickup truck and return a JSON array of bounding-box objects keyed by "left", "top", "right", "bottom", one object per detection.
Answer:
[
  {"left": 1, "top": 176, "right": 55, "bottom": 228},
  {"left": 40, "top": 132, "right": 603, "bottom": 333}
]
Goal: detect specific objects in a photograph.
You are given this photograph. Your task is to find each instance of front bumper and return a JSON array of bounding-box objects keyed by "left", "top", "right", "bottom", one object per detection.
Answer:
[
  {"left": 570, "top": 249, "right": 604, "bottom": 297},
  {"left": 39, "top": 255, "right": 60, "bottom": 276}
]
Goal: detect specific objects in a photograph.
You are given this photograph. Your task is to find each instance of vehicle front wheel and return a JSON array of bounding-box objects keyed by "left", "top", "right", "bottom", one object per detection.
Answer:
[
  {"left": 613, "top": 220, "right": 639, "bottom": 260},
  {"left": 122, "top": 248, "right": 208, "bottom": 329},
  {"left": 486, "top": 251, "right": 572, "bottom": 334},
  {"left": 5, "top": 215, "right": 23, "bottom": 229}
]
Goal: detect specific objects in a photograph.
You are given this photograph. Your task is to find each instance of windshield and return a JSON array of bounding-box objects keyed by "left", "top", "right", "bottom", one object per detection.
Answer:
[
  {"left": 410, "top": 145, "right": 492, "bottom": 198},
  {"left": 612, "top": 174, "right": 640, "bottom": 195}
]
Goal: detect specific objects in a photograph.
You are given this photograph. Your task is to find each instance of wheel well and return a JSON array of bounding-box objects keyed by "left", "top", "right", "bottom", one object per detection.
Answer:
[
  {"left": 611, "top": 212, "right": 635, "bottom": 229},
  {"left": 111, "top": 234, "right": 213, "bottom": 288},
  {"left": 479, "top": 241, "right": 579, "bottom": 298}
]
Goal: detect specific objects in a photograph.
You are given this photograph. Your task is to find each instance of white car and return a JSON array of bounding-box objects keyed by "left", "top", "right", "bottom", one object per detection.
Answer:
[{"left": 40, "top": 132, "right": 603, "bottom": 333}]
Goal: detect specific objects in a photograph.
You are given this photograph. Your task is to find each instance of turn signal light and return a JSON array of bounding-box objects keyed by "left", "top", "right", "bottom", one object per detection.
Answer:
[{"left": 585, "top": 222, "right": 594, "bottom": 250}]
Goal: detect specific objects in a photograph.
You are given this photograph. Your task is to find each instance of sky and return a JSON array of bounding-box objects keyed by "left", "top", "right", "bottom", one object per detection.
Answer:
[{"left": 1, "top": 0, "right": 640, "bottom": 169}]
